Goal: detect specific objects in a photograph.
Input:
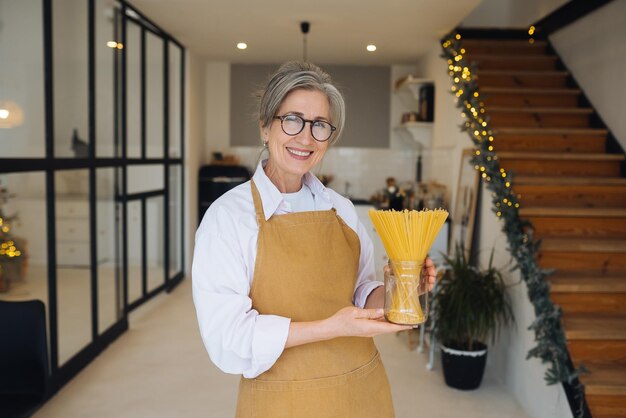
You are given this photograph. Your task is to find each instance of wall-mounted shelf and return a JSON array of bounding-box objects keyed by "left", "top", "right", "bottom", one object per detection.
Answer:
[
  {"left": 394, "top": 76, "right": 435, "bottom": 101},
  {"left": 394, "top": 121, "right": 433, "bottom": 148}
]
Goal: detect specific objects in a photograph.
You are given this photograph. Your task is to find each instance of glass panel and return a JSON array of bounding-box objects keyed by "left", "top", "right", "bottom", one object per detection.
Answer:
[
  {"left": 53, "top": 0, "right": 89, "bottom": 158},
  {"left": 126, "top": 21, "right": 141, "bottom": 158},
  {"left": 0, "top": 172, "right": 47, "bottom": 303},
  {"left": 127, "top": 200, "right": 142, "bottom": 304},
  {"left": 95, "top": 0, "right": 118, "bottom": 158},
  {"left": 147, "top": 196, "right": 164, "bottom": 291},
  {"left": 0, "top": 0, "right": 45, "bottom": 158},
  {"left": 55, "top": 169, "right": 91, "bottom": 365},
  {"left": 96, "top": 168, "right": 120, "bottom": 332},
  {"left": 146, "top": 31, "right": 164, "bottom": 158},
  {"left": 127, "top": 164, "right": 164, "bottom": 194},
  {"left": 168, "top": 164, "right": 182, "bottom": 276},
  {"left": 168, "top": 43, "right": 182, "bottom": 158}
]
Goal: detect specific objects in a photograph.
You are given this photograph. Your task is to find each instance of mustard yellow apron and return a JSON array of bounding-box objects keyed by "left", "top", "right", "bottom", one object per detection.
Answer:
[{"left": 235, "top": 180, "right": 394, "bottom": 418}]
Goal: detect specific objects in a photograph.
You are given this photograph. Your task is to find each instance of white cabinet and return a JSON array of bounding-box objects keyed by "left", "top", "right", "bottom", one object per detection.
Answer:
[{"left": 56, "top": 198, "right": 113, "bottom": 267}]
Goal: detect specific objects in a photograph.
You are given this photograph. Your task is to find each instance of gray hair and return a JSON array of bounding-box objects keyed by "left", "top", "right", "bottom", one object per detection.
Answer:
[{"left": 258, "top": 61, "right": 345, "bottom": 145}]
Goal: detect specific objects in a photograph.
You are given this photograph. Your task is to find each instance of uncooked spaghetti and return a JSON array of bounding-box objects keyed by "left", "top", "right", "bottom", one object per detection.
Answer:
[{"left": 368, "top": 208, "right": 449, "bottom": 325}]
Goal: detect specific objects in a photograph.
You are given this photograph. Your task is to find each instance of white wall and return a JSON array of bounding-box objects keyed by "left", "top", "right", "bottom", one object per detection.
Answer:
[
  {"left": 462, "top": 0, "right": 570, "bottom": 28},
  {"left": 477, "top": 184, "right": 573, "bottom": 418},
  {"left": 549, "top": 0, "right": 626, "bottom": 149}
]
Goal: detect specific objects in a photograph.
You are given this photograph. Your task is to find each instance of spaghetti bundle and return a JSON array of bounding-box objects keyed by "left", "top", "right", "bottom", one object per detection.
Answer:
[{"left": 368, "top": 208, "right": 449, "bottom": 325}]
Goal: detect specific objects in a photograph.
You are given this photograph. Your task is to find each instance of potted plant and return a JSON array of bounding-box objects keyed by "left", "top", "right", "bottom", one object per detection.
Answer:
[{"left": 432, "top": 245, "right": 514, "bottom": 390}]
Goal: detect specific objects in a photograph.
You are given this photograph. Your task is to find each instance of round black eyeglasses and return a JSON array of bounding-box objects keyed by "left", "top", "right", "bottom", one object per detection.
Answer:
[{"left": 273, "top": 114, "right": 336, "bottom": 142}]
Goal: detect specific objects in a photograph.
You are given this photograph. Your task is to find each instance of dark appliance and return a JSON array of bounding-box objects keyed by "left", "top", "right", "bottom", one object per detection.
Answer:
[{"left": 198, "top": 165, "right": 250, "bottom": 225}]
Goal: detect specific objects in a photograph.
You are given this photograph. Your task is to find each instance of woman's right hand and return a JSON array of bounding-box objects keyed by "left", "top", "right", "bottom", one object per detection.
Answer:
[
  {"left": 322, "top": 306, "right": 413, "bottom": 339},
  {"left": 285, "top": 306, "right": 412, "bottom": 349}
]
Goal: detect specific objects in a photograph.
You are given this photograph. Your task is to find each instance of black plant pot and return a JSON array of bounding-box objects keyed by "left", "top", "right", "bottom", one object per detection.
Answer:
[{"left": 441, "top": 342, "right": 488, "bottom": 390}]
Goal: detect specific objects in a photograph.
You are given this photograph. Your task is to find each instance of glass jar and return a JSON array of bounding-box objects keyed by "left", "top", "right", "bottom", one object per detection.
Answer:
[{"left": 384, "top": 260, "right": 429, "bottom": 325}]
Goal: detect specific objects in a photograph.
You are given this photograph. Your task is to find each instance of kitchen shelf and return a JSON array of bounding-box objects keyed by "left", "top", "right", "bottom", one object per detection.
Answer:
[
  {"left": 395, "top": 121, "right": 433, "bottom": 148},
  {"left": 394, "top": 77, "right": 434, "bottom": 101}
]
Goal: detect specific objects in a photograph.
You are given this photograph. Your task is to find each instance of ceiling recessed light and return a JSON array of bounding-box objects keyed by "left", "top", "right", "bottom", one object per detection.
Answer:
[
  {"left": 366, "top": 44, "right": 377, "bottom": 52},
  {"left": 107, "top": 41, "right": 118, "bottom": 48},
  {"left": 237, "top": 42, "right": 247, "bottom": 50}
]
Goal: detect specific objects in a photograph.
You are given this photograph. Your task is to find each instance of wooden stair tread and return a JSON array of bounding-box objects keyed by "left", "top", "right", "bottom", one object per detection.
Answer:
[
  {"left": 478, "top": 70, "right": 568, "bottom": 76},
  {"left": 498, "top": 151, "right": 624, "bottom": 161},
  {"left": 514, "top": 176, "right": 626, "bottom": 186},
  {"left": 579, "top": 361, "right": 626, "bottom": 396},
  {"left": 462, "top": 39, "right": 547, "bottom": 47},
  {"left": 487, "top": 107, "right": 593, "bottom": 114},
  {"left": 550, "top": 276, "right": 626, "bottom": 293},
  {"left": 481, "top": 87, "right": 581, "bottom": 95},
  {"left": 466, "top": 54, "right": 557, "bottom": 60},
  {"left": 541, "top": 238, "right": 626, "bottom": 253},
  {"left": 564, "top": 315, "right": 626, "bottom": 340},
  {"left": 493, "top": 127, "right": 608, "bottom": 135},
  {"left": 520, "top": 207, "right": 626, "bottom": 217}
]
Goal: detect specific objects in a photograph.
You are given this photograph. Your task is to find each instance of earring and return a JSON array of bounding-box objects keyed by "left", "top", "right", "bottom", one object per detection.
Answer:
[{"left": 263, "top": 141, "right": 268, "bottom": 147}]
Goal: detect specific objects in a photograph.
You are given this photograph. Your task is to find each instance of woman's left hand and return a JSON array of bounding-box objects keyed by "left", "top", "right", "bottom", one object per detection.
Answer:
[{"left": 422, "top": 256, "right": 437, "bottom": 292}]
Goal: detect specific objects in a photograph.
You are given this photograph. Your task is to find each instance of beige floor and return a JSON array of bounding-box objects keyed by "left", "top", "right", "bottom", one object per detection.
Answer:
[{"left": 34, "top": 278, "right": 529, "bottom": 418}]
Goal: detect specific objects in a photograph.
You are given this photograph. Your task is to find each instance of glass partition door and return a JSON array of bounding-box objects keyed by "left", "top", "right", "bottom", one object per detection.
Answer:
[{"left": 0, "top": 0, "right": 185, "bottom": 396}]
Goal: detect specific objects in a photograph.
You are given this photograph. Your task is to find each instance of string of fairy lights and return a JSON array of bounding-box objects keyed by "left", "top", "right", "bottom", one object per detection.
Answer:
[
  {"left": 0, "top": 194, "right": 24, "bottom": 281},
  {"left": 440, "top": 31, "right": 586, "bottom": 416},
  {"left": 0, "top": 188, "right": 24, "bottom": 282}
]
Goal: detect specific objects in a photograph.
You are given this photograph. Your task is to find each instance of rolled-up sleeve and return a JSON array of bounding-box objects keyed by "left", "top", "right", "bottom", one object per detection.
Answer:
[
  {"left": 352, "top": 219, "right": 384, "bottom": 308},
  {"left": 192, "top": 210, "right": 291, "bottom": 378}
]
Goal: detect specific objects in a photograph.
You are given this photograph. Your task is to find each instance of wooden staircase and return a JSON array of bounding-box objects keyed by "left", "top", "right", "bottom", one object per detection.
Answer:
[{"left": 463, "top": 37, "right": 626, "bottom": 417}]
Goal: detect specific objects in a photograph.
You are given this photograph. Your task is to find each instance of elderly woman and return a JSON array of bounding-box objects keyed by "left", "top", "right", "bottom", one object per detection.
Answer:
[{"left": 192, "top": 61, "right": 436, "bottom": 418}]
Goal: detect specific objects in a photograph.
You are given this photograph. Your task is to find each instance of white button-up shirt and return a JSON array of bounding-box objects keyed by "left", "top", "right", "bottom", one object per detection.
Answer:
[{"left": 192, "top": 161, "right": 382, "bottom": 378}]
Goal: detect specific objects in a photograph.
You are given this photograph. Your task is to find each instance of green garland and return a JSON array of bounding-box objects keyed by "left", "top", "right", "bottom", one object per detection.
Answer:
[{"left": 440, "top": 32, "right": 585, "bottom": 416}]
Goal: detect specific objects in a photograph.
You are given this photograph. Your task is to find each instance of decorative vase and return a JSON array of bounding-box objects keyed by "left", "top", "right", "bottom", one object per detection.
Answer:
[{"left": 441, "top": 342, "right": 487, "bottom": 390}]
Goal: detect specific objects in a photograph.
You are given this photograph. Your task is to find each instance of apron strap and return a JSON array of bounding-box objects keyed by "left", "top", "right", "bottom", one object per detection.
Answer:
[{"left": 250, "top": 180, "right": 266, "bottom": 226}]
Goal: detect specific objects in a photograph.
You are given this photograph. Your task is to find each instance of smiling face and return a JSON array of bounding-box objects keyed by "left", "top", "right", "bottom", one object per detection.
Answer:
[{"left": 262, "top": 88, "right": 332, "bottom": 193}]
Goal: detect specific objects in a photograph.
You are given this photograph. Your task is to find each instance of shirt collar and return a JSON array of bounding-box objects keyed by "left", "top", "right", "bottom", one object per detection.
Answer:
[{"left": 252, "top": 159, "right": 332, "bottom": 220}]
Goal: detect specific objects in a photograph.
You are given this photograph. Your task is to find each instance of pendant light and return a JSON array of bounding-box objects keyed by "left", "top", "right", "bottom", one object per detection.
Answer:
[{"left": 300, "top": 21, "right": 310, "bottom": 62}]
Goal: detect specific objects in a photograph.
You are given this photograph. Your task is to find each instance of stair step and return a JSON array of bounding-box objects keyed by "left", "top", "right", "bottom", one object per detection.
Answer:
[
  {"left": 515, "top": 183, "right": 626, "bottom": 208},
  {"left": 461, "top": 39, "right": 548, "bottom": 55},
  {"left": 553, "top": 292, "right": 626, "bottom": 314},
  {"left": 492, "top": 128, "right": 607, "bottom": 153},
  {"left": 520, "top": 207, "right": 626, "bottom": 218},
  {"left": 498, "top": 152, "right": 624, "bottom": 161},
  {"left": 550, "top": 276, "right": 626, "bottom": 293},
  {"left": 498, "top": 152, "right": 623, "bottom": 177},
  {"left": 489, "top": 107, "right": 593, "bottom": 114},
  {"left": 482, "top": 87, "right": 581, "bottom": 107},
  {"left": 569, "top": 339, "right": 626, "bottom": 363},
  {"left": 539, "top": 250, "right": 626, "bottom": 275},
  {"left": 528, "top": 215, "right": 626, "bottom": 239},
  {"left": 488, "top": 107, "right": 592, "bottom": 128},
  {"left": 564, "top": 315, "right": 626, "bottom": 340},
  {"left": 580, "top": 360, "right": 626, "bottom": 396},
  {"left": 541, "top": 238, "right": 626, "bottom": 253},
  {"left": 586, "top": 394, "right": 626, "bottom": 418},
  {"left": 494, "top": 127, "right": 606, "bottom": 135},
  {"left": 514, "top": 176, "right": 626, "bottom": 185},
  {"left": 482, "top": 87, "right": 580, "bottom": 95},
  {"left": 478, "top": 70, "right": 569, "bottom": 88},
  {"left": 564, "top": 317, "right": 626, "bottom": 381},
  {"left": 466, "top": 54, "right": 559, "bottom": 71}
]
